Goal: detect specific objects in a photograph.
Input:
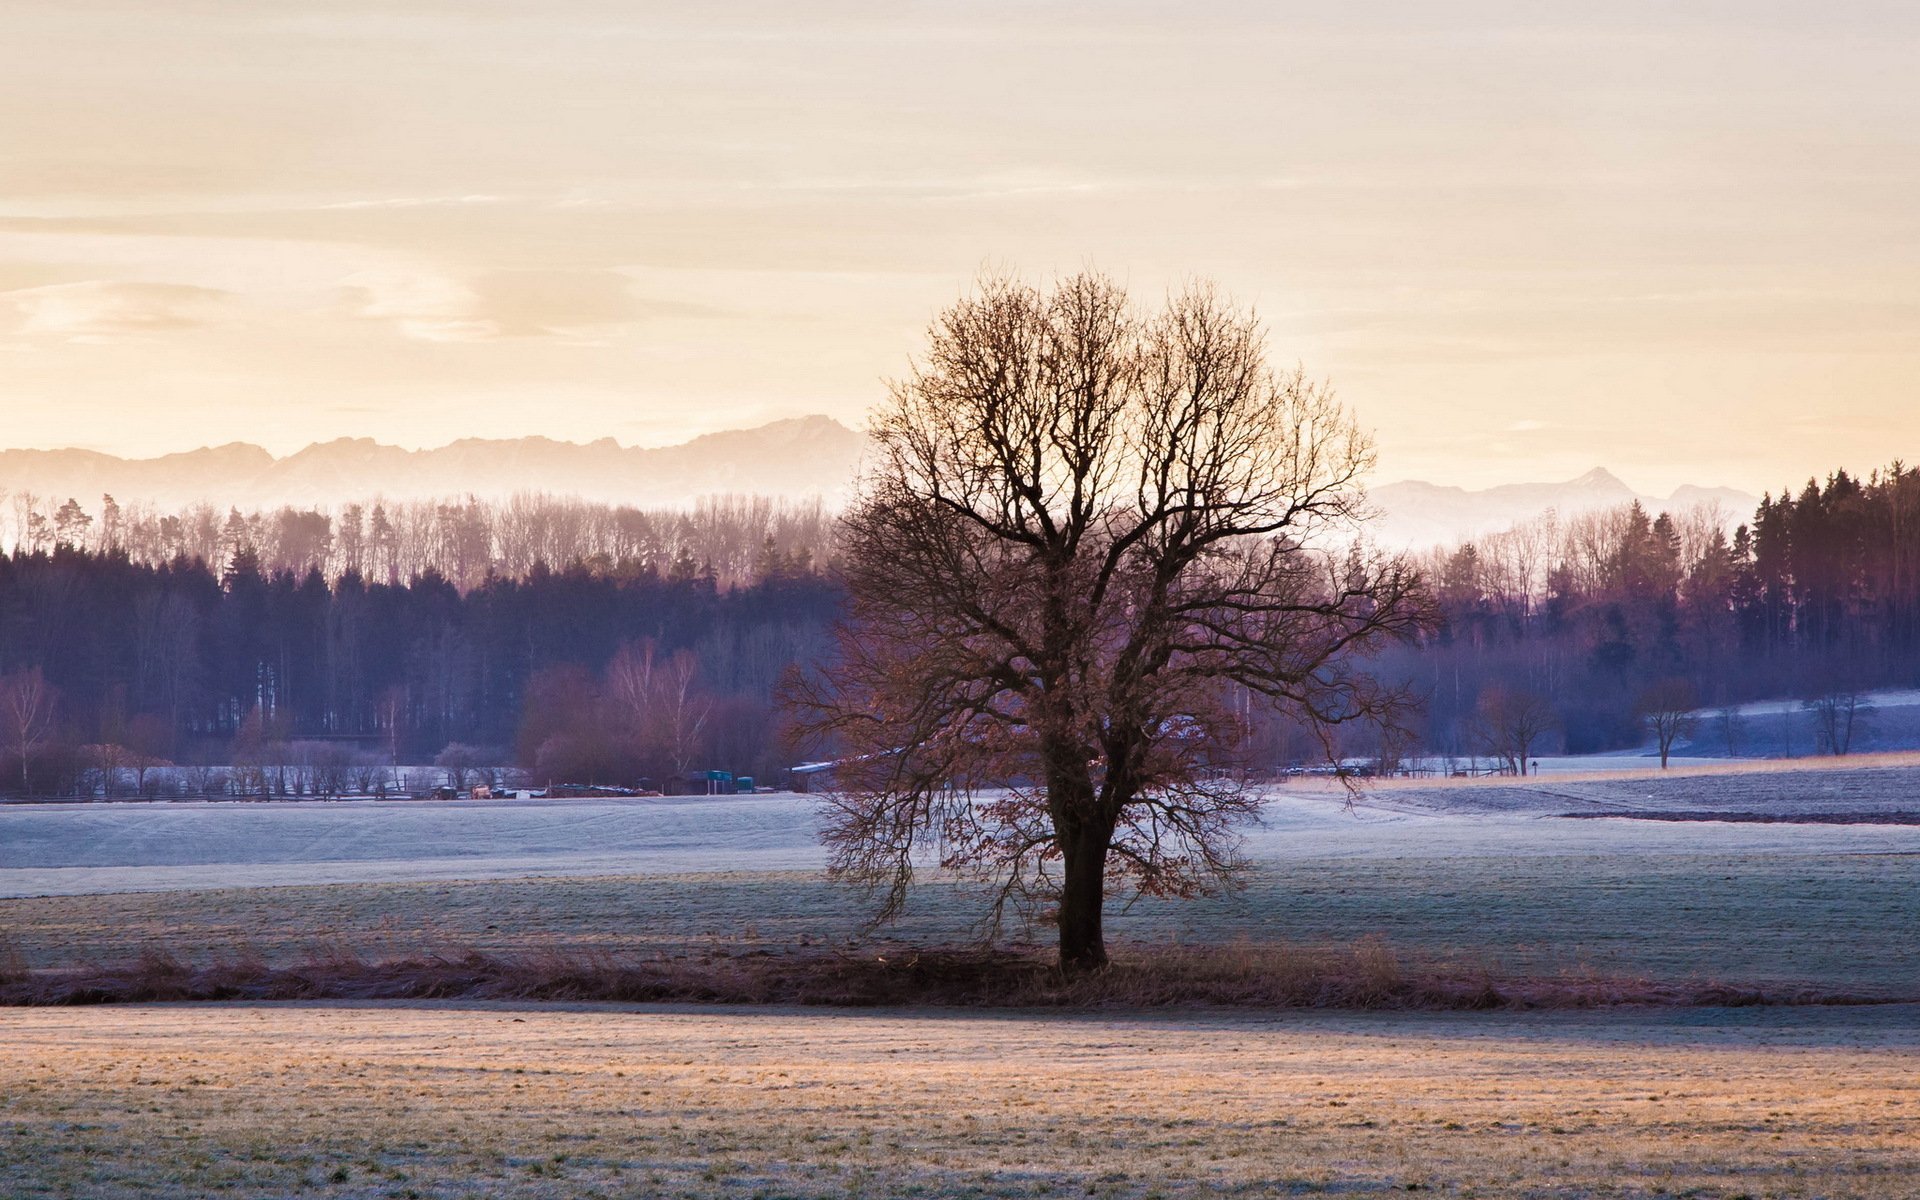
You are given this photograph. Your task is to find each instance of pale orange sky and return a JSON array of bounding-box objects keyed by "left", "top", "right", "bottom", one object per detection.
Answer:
[{"left": 0, "top": 2, "right": 1914, "bottom": 493}]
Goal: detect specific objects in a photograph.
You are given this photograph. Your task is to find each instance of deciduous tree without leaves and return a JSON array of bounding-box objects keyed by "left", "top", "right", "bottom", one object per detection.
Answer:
[
  {"left": 0, "top": 667, "right": 56, "bottom": 794},
  {"left": 1471, "top": 685, "right": 1559, "bottom": 776},
  {"left": 1637, "top": 678, "right": 1699, "bottom": 769},
  {"left": 790, "top": 271, "right": 1428, "bottom": 971}
]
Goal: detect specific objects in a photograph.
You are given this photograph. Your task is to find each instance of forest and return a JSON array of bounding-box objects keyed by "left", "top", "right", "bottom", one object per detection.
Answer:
[
  {"left": 0, "top": 463, "right": 1915, "bottom": 795},
  {"left": 1393, "top": 462, "right": 1920, "bottom": 760},
  {"left": 0, "top": 497, "right": 838, "bottom": 795}
]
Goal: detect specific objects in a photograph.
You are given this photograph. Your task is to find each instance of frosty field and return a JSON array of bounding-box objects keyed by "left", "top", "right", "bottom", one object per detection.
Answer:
[
  {"left": 7, "top": 756, "right": 1920, "bottom": 895},
  {"left": 5, "top": 762, "right": 1920, "bottom": 1197},
  {"left": 5, "top": 759, "right": 1920, "bottom": 992},
  {"left": 4, "top": 1001, "right": 1918, "bottom": 1199}
]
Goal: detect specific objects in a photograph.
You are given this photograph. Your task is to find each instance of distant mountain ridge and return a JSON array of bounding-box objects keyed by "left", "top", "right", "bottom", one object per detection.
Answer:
[
  {"left": 0, "top": 415, "right": 869, "bottom": 512},
  {"left": 0, "top": 421, "right": 1758, "bottom": 545},
  {"left": 1368, "top": 468, "right": 1758, "bottom": 548}
]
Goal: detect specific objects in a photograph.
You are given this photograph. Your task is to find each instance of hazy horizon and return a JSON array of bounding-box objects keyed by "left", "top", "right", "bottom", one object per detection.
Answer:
[
  {"left": 0, "top": 412, "right": 1775, "bottom": 497},
  {"left": 3, "top": 2, "right": 1917, "bottom": 495}
]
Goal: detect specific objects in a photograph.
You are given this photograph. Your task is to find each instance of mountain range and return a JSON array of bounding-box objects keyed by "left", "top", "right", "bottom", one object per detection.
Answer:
[
  {"left": 0, "top": 416, "right": 1756, "bottom": 545},
  {"left": 0, "top": 415, "right": 869, "bottom": 512},
  {"left": 1367, "top": 468, "right": 1758, "bottom": 548}
]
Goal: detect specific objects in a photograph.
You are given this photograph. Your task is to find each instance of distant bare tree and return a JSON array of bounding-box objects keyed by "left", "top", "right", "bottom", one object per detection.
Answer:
[
  {"left": 605, "top": 638, "right": 660, "bottom": 739},
  {"left": 1805, "top": 687, "right": 1870, "bottom": 756},
  {"left": 1471, "top": 686, "right": 1558, "bottom": 776},
  {"left": 124, "top": 713, "right": 172, "bottom": 796},
  {"left": 1716, "top": 704, "right": 1746, "bottom": 757},
  {"left": 304, "top": 742, "right": 351, "bottom": 796},
  {"left": 89, "top": 740, "right": 128, "bottom": 798},
  {"left": 228, "top": 706, "right": 288, "bottom": 796},
  {"left": 182, "top": 763, "right": 222, "bottom": 798},
  {"left": 349, "top": 758, "right": 388, "bottom": 795},
  {"left": 658, "top": 650, "right": 711, "bottom": 777},
  {"left": 434, "top": 742, "right": 489, "bottom": 791},
  {"left": 1636, "top": 678, "right": 1699, "bottom": 768},
  {"left": 0, "top": 668, "right": 56, "bottom": 793}
]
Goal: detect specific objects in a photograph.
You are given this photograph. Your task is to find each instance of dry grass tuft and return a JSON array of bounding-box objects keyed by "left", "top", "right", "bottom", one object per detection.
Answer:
[{"left": 0, "top": 937, "right": 1898, "bottom": 1010}]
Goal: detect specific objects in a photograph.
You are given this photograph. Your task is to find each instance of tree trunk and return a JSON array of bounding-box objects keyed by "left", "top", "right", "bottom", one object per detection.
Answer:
[{"left": 1056, "top": 825, "right": 1110, "bottom": 972}]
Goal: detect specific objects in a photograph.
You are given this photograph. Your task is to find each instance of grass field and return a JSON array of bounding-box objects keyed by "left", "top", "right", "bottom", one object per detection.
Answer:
[
  {"left": 4, "top": 1001, "right": 1918, "bottom": 1199},
  {"left": 6, "top": 762, "right": 1920, "bottom": 1194},
  {"left": 6, "top": 850, "right": 1919, "bottom": 994},
  {"left": 6, "top": 762, "right": 1920, "bottom": 996}
]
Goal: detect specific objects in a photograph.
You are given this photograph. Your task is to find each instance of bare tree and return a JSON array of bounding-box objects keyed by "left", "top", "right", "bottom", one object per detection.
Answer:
[
  {"left": 0, "top": 668, "right": 57, "bottom": 794},
  {"left": 1636, "top": 678, "right": 1699, "bottom": 768},
  {"left": 789, "top": 271, "right": 1427, "bottom": 971},
  {"left": 605, "top": 638, "right": 660, "bottom": 742},
  {"left": 304, "top": 742, "right": 351, "bottom": 797},
  {"left": 228, "top": 706, "right": 288, "bottom": 796},
  {"left": 1805, "top": 687, "right": 1870, "bottom": 756},
  {"left": 602, "top": 638, "right": 712, "bottom": 779},
  {"left": 349, "top": 758, "right": 389, "bottom": 795},
  {"left": 183, "top": 762, "right": 222, "bottom": 798},
  {"left": 1716, "top": 704, "right": 1746, "bottom": 757},
  {"left": 657, "top": 650, "right": 711, "bottom": 777},
  {"left": 1471, "top": 686, "right": 1559, "bottom": 776},
  {"left": 435, "top": 742, "right": 489, "bottom": 791}
]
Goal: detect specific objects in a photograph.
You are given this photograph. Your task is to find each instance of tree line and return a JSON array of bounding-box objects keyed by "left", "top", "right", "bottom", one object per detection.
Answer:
[
  {"left": 3, "top": 460, "right": 1915, "bottom": 796},
  {"left": 2, "top": 491, "right": 837, "bottom": 590},
  {"left": 1394, "top": 463, "right": 1920, "bottom": 760},
  {"left": 0, "top": 543, "right": 838, "bottom": 796}
]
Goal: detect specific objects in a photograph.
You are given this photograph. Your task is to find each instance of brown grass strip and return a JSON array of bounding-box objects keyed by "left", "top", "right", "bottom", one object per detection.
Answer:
[{"left": 0, "top": 937, "right": 1902, "bottom": 1010}]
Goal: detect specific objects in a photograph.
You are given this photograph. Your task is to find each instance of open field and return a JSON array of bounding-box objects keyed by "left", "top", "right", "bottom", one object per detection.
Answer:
[
  {"left": 8, "top": 758, "right": 1920, "bottom": 895},
  {"left": 5, "top": 760, "right": 1920, "bottom": 996},
  {"left": 4, "top": 1001, "right": 1919, "bottom": 1199},
  {"left": 5, "top": 850, "right": 1919, "bottom": 995},
  {"left": 4, "top": 760, "right": 1918, "bottom": 1195},
  {"left": 1354, "top": 753, "right": 1920, "bottom": 817}
]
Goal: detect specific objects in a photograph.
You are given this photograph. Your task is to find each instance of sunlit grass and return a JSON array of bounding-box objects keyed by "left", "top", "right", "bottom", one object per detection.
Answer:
[{"left": 3, "top": 1001, "right": 1917, "bottom": 1198}]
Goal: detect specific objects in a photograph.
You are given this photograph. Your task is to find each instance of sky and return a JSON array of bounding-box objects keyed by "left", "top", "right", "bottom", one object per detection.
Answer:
[{"left": 0, "top": 1, "right": 1914, "bottom": 493}]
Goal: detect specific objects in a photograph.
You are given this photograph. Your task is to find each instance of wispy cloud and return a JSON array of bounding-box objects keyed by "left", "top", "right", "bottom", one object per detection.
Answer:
[
  {"left": 0, "top": 280, "right": 235, "bottom": 341},
  {"left": 318, "top": 194, "right": 510, "bottom": 211},
  {"left": 336, "top": 270, "right": 499, "bottom": 342},
  {"left": 337, "top": 267, "right": 715, "bottom": 343}
]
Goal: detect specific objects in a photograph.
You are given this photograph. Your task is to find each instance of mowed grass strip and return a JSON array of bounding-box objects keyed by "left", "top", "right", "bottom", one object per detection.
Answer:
[{"left": 2, "top": 1002, "right": 1918, "bottom": 1199}]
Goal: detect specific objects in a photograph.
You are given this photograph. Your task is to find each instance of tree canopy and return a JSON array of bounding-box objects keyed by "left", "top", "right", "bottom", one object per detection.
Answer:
[{"left": 792, "top": 271, "right": 1428, "bottom": 970}]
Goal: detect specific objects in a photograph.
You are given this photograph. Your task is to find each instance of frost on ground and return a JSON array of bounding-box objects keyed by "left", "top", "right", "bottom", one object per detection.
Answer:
[
  {"left": 2, "top": 1001, "right": 1917, "bottom": 1199},
  {"left": 4, "top": 765, "right": 1919, "bottom": 1196},
  {"left": 1347, "top": 754, "right": 1920, "bottom": 818},
  {"left": 0, "top": 793, "right": 828, "bottom": 896},
  {"left": 6, "top": 851, "right": 1917, "bottom": 992},
  {"left": 7, "top": 760, "right": 1920, "bottom": 897},
  {"left": 4, "top": 760, "right": 1920, "bottom": 993}
]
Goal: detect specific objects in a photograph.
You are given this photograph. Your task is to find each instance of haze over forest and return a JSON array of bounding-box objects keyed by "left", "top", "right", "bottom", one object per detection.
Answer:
[{"left": 0, "top": 415, "right": 1767, "bottom": 550}]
